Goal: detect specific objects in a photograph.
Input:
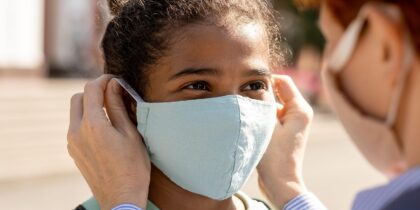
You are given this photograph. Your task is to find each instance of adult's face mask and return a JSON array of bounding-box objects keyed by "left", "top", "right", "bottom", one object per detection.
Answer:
[
  {"left": 322, "top": 4, "right": 414, "bottom": 177},
  {"left": 115, "top": 78, "right": 278, "bottom": 200}
]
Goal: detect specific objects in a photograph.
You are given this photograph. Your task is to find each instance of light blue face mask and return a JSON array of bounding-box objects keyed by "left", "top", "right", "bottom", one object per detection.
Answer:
[{"left": 115, "top": 78, "right": 278, "bottom": 200}]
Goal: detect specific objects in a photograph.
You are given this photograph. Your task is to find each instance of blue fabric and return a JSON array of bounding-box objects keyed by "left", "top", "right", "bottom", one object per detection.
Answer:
[
  {"left": 381, "top": 185, "right": 420, "bottom": 210},
  {"left": 353, "top": 167, "right": 420, "bottom": 210},
  {"left": 81, "top": 192, "right": 271, "bottom": 210},
  {"left": 284, "top": 167, "right": 420, "bottom": 210},
  {"left": 115, "top": 78, "right": 278, "bottom": 200},
  {"left": 137, "top": 95, "right": 277, "bottom": 200},
  {"left": 283, "top": 192, "right": 327, "bottom": 210},
  {"left": 82, "top": 197, "right": 159, "bottom": 210},
  {"left": 112, "top": 204, "right": 142, "bottom": 210}
]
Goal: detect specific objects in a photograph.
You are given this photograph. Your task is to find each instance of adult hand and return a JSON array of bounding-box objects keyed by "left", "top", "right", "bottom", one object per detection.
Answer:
[
  {"left": 257, "top": 74, "right": 313, "bottom": 208},
  {"left": 67, "top": 75, "right": 151, "bottom": 210}
]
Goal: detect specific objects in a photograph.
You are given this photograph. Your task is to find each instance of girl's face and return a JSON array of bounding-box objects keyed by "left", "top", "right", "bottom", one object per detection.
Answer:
[{"left": 142, "top": 22, "right": 276, "bottom": 103}]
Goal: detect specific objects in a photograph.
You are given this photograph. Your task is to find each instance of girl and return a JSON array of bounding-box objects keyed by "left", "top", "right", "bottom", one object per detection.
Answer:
[{"left": 67, "top": 0, "right": 313, "bottom": 210}]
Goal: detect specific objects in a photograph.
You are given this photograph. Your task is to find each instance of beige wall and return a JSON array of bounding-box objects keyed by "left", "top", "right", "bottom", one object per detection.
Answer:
[{"left": 0, "top": 0, "right": 45, "bottom": 72}]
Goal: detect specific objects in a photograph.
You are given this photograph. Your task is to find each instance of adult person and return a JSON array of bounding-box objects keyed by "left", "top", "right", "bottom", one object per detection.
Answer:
[
  {"left": 269, "top": 0, "right": 420, "bottom": 209},
  {"left": 67, "top": 0, "right": 315, "bottom": 210}
]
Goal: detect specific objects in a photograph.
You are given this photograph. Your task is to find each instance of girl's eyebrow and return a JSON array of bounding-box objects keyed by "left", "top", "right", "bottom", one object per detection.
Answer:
[
  {"left": 169, "top": 67, "right": 271, "bottom": 81},
  {"left": 169, "top": 68, "right": 219, "bottom": 81},
  {"left": 243, "top": 68, "right": 271, "bottom": 77}
]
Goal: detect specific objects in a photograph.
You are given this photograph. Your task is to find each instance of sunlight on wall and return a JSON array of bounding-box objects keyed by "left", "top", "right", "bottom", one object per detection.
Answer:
[{"left": 0, "top": 0, "right": 44, "bottom": 69}]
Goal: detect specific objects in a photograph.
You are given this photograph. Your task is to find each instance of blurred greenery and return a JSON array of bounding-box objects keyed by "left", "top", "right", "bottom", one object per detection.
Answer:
[{"left": 273, "top": 0, "right": 325, "bottom": 63}]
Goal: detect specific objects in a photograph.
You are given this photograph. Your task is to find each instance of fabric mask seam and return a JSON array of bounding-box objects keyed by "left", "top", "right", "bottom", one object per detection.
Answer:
[
  {"left": 137, "top": 104, "right": 151, "bottom": 153},
  {"left": 225, "top": 96, "right": 242, "bottom": 197}
]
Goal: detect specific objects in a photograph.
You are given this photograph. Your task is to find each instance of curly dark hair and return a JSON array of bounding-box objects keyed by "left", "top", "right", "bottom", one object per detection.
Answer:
[{"left": 102, "top": 0, "right": 285, "bottom": 97}]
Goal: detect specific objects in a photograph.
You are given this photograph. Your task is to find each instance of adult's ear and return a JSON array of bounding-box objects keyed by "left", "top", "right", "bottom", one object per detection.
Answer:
[{"left": 362, "top": 3, "right": 407, "bottom": 86}]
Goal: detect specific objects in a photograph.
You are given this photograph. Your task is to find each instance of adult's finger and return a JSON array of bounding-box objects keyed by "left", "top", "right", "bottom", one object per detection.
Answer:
[
  {"left": 271, "top": 74, "right": 312, "bottom": 122},
  {"left": 271, "top": 74, "right": 305, "bottom": 104},
  {"left": 104, "top": 79, "right": 136, "bottom": 135},
  {"left": 83, "top": 75, "right": 114, "bottom": 122},
  {"left": 69, "top": 93, "right": 83, "bottom": 132}
]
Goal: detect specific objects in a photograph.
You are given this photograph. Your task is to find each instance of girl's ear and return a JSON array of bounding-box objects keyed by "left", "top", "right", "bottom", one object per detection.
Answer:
[{"left": 122, "top": 90, "right": 138, "bottom": 126}]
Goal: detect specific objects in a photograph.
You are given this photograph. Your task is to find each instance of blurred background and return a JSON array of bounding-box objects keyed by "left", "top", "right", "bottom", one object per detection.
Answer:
[{"left": 0, "top": 0, "right": 386, "bottom": 209}]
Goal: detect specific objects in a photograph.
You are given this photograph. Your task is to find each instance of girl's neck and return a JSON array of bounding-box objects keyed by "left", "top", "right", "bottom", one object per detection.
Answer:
[{"left": 148, "top": 166, "right": 245, "bottom": 210}]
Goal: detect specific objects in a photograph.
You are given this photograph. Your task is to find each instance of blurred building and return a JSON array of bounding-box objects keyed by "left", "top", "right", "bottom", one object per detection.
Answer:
[
  {"left": 0, "top": 0, "right": 108, "bottom": 78},
  {"left": 0, "top": 0, "right": 329, "bottom": 108}
]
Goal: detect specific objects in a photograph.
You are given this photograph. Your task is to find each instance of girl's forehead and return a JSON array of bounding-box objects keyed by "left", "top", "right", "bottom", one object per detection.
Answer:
[
  {"left": 168, "top": 22, "right": 270, "bottom": 59},
  {"left": 150, "top": 22, "right": 271, "bottom": 81}
]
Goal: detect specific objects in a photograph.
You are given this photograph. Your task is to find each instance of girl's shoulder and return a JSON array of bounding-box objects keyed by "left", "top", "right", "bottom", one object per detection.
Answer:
[
  {"left": 79, "top": 193, "right": 271, "bottom": 210},
  {"left": 235, "top": 191, "right": 271, "bottom": 210}
]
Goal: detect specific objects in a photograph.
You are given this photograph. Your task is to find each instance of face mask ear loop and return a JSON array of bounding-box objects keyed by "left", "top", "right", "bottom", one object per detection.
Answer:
[
  {"left": 113, "top": 78, "right": 145, "bottom": 104},
  {"left": 326, "top": 3, "right": 414, "bottom": 128},
  {"left": 385, "top": 33, "right": 415, "bottom": 127},
  {"left": 327, "top": 12, "right": 367, "bottom": 71}
]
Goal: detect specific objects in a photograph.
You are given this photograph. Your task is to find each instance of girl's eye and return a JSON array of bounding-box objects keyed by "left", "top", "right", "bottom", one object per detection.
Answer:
[
  {"left": 243, "top": 81, "right": 267, "bottom": 91},
  {"left": 184, "top": 81, "right": 210, "bottom": 91}
]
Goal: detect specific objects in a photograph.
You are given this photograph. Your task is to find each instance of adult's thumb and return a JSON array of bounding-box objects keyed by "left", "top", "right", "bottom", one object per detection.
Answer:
[{"left": 104, "top": 79, "right": 136, "bottom": 134}]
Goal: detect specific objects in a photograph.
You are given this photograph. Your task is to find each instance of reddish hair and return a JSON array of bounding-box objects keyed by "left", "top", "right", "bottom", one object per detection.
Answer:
[{"left": 295, "top": 0, "right": 420, "bottom": 53}]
